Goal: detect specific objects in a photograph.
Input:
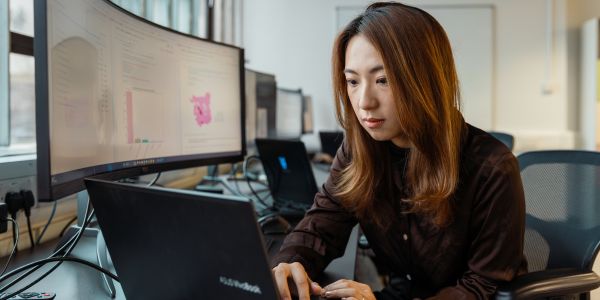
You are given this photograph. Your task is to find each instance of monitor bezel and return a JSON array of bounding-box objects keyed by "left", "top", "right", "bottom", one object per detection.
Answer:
[{"left": 35, "top": 0, "right": 246, "bottom": 201}]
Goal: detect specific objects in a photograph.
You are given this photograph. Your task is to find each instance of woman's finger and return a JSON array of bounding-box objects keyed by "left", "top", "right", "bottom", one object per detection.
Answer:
[
  {"left": 323, "top": 278, "right": 352, "bottom": 291},
  {"left": 272, "top": 264, "right": 292, "bottom": 300},
  {"left": 289, "top": 262, "right": 311, "bottom": 300},
  {"left": 323, "top": 287, "right": 357, "bottom": 298}
]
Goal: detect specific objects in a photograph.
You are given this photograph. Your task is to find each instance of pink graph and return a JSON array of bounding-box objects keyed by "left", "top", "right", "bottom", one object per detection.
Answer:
[
  {"left": 190, "top": 92, "right": 212, "bottom": 126},
  {"left": 126, "top": 90, "right": 134, "bottom": 143}
]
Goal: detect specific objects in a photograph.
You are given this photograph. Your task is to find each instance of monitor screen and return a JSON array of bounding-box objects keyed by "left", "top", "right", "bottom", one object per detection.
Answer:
[
  {"left": 275, "top": 88, "right": 303, "bottom": 139},
  {"left": 35, "top": 0, "right": 245, "bottom": 201},
  {"left": 254, "top": 72, "right": 277, "bottom": 139}
]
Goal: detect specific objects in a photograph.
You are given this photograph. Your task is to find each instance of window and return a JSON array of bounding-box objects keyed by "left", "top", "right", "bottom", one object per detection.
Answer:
[
  {"left": 0, "top": 1, "right": 8, "bottom": 148},
  {"left": 0, "top": 0, "right": 35, "bottom": 153},
  {"left": 111, "top": 0, "right": 208, "bottom": 38},
  {"left": 9, "top": 53, "right": 35, "bottom": 146}
]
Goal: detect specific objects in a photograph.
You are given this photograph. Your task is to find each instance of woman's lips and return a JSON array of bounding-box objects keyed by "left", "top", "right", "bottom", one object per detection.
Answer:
[{"left": 363, "top": 118, "right": 385, "bottom": 129}]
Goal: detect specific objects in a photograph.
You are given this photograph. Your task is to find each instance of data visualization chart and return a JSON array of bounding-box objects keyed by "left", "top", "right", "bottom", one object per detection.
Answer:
[{"left": 190, "top": 92, "right": 213, "bottom": 127}]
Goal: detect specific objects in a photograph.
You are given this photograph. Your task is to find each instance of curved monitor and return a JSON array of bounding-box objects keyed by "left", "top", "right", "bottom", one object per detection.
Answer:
[{"left": 34, "top": 0, "right": 245, "bottom": 201}]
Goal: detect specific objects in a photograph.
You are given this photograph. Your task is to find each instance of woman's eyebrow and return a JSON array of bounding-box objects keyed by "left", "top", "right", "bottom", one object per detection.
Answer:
[{"left": 343, "top": 65, "right": 384, "bottom": 75}]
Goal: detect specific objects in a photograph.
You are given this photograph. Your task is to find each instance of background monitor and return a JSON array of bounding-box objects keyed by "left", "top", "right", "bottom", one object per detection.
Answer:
[
  {"left": 245, "top": 69, "right": 258, "bottom": 151},
  {"left": 302, "top": 95, "right": 314, "bottom": 134},
  {"left": 35, "top": 0, "right": 245, "bottom": 201},
  {"left": 255, "top": 72, "right": 277, "bottom": 139},
  {"left": 275, "top": 88, "right": 303, "bottom": 139}
]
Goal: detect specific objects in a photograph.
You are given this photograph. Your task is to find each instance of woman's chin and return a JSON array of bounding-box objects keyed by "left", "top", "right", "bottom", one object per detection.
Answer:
[{"left": 366, "top": 131, "right": 390, "bottom": 142}]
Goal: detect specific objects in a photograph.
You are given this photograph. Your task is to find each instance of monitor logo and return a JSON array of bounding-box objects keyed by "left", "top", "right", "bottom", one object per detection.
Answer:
[
  {"left": 219, "top": 276, "right": 262, "bottom": 295},
  {"left": 278, "top": 156, "right": 288, "bottom": 170}
]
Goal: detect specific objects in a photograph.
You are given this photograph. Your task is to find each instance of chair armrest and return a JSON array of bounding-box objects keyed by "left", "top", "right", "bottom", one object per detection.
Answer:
[{"left": 495, "top": 268, "right": 600, "bottom": 300}]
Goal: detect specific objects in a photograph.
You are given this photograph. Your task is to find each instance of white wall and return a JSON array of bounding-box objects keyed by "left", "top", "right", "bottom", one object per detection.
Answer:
[
  {"left": 243, "top": 0, "right": 342, "bottom": 151},
  {"left": 243, "top": 0, "right": 582, "bottom": 153}
]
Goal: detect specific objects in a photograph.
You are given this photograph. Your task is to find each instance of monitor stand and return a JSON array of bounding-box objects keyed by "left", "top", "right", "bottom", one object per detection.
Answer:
[
  {"left": 195, "top": 164, "right": 239, "bottom": 195},
  {"left": 56, "top": 190, "right": 116, "bottom": 298}
]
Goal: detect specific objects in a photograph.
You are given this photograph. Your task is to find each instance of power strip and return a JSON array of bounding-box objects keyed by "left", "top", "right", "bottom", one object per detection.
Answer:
[{"left": 0, "top": 155, "right": 37, "bottom": 204}]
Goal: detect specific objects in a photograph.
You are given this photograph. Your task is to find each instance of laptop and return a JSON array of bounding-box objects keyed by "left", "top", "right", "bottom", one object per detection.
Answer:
[
  {"left": 254, "top": 139, "right": 319, "bottom": 218},
  {"left": 85, "top": 178, "right": 279, "bottom": 300}
]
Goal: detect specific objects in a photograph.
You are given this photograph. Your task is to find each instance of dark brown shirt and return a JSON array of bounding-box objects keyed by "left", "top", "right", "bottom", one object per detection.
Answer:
[{"left": 272, "top": 124, "right": 527, "bottom": 299}]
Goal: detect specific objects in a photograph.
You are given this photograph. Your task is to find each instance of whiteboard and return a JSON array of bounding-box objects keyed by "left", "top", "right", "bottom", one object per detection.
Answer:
[{"left": 336, "top": 5, "right": 494, "bottom": 129}]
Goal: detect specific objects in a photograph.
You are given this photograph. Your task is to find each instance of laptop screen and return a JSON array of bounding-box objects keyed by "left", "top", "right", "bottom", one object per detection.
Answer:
[
  {"left": 85, "top": 178, "right": 279, "bottom": 300},
  {"left": 255, "top": 139, "right": 319, "bottom": 211}
]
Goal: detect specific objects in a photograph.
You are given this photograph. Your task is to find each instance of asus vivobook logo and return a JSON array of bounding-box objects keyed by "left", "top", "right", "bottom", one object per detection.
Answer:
[{"left": 219, "top": 276, "right": 262, "bottom": 295}]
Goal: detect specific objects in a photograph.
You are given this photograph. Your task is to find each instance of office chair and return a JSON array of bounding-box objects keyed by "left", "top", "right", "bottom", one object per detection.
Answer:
[
  {"left": 496, "top": 150, "right": 600, "bottom": 299},
  {"left": 489, "top": 131, "right": 515, "bottom": 151}
]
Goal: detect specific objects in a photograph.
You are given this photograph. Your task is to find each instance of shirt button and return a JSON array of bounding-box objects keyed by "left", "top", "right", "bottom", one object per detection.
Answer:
[
  {"left": 403, "top": 233, "right": 408, "bottom": 241},
  {"left": 406, "top": 274, "right": 412, "bottom": 281}
]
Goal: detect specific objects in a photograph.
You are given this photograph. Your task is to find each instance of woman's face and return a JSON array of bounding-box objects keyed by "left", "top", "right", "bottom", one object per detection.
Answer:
[{"left": 344, "top": 34, "right": 409, "bottom": 147}]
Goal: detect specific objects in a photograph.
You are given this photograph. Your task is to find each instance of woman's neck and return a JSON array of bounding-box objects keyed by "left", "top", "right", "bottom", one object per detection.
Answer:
[{"left": 391, "top": 136, "right": 411, "bottom": 148}]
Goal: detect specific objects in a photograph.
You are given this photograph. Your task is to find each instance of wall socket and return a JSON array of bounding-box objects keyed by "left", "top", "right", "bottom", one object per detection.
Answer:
[{"left": 0, "top": 155, "right": 37, "bottom": 205}]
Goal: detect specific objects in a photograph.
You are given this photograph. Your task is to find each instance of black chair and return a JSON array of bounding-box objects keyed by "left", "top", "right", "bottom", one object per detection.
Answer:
[
  {"left": 489, "top": 131, "right": 515, "bottom": 151},
  {"left": 496, "top": 150, "right": 600, "bottom": 299}
]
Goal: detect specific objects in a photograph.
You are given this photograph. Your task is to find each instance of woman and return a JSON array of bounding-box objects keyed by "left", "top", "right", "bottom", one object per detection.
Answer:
[{"left": 271, "top": 2, "right": 527, "bottom": 300}]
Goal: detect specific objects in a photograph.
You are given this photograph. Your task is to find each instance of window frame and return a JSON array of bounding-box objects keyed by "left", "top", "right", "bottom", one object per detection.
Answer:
[{"left": 0, "top": 1, "right": 9, "bottom": 146}]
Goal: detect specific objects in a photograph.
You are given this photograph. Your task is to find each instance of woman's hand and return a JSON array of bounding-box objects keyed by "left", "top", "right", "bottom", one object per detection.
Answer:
[
  {"left": 272, "top": 262, "right": 323, "bottom": 300},
  {"left": 321, "top": 279, "right": 375, "bottom": 300}
]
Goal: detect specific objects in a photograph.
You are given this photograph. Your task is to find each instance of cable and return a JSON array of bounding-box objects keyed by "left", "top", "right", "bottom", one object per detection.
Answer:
[
  {"left": 147, "top": 172, "right": 162, "bottom": 187},
  {"left": 10, "top": 217, "right": 17, "bottom": 254},
  {"left": 229, "top": 163, "right": 245, "bottom": 195},
  {"left": 0, "top": 256, "right": 119, "bottom": 288},
  {"left": 0, "top": 200, "right": 94, "bottom": 295},
  {"left": 246, "top": 176, "right": 270, "bottom": 208},
  {"left": 242, "top": 155, "right": 259, "bottom": 180},
  {"left": 58, "top": 216, "right": 78, "bottom": 237},
  {"left": 25, "top": 215, "right": 34, "bottom": 250},
  {"left": 243, "top": 156, "right": 271, "bottom": 208},
  {"left": 35, "top": 200, "right": 57, "bottom": 245},
  {"left": 0, "top": 209, "right": 94, "bottom": 300},
  {"left": 0, "top": 219, "right": 18, "bottom": 276}
]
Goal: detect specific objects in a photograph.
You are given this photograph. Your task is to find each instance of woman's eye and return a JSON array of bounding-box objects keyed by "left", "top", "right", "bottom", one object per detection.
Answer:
[
  {"left": 376, "top": 77, "right": 388, "bottom": 85},
  {"left": 346, "top": 79, "right": 358, "bottom": 87}
]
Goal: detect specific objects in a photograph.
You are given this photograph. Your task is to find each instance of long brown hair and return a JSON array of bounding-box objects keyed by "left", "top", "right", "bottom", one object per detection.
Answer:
[{"left": 332, "top": 2, "right": 465, "bottom": 227}]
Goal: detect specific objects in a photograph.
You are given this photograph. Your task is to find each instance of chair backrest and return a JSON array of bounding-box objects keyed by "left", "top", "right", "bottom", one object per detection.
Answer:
[
  {"left": 518, "top": 150, "right": 600, "bottom": 272},
  {"left": 489, "top": 131, "right": 514, "bottom": 151}
]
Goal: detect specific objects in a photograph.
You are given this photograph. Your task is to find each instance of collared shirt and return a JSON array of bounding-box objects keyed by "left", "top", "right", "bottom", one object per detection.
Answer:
[{"left": 271, "top": 124, "right": 528, "bottom": 299}]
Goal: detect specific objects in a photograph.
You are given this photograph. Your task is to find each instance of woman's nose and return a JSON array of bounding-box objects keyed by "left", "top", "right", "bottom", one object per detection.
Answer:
[{"left": 358, "top": 85, "right": 378, "bottom": 110}]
